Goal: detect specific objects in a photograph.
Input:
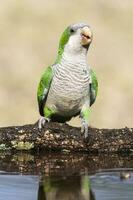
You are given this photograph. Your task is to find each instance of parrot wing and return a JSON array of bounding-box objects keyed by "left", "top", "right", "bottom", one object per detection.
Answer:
[
  {"left": 90, "top": 69, "right": 98, "bottom": 106},
  {"left": 37, "top": 66, "right": 53, "bottom": 116}
]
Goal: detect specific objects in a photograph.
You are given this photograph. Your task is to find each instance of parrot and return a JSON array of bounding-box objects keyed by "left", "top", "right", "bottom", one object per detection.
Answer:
[{"left": 37, "top": 22, "right": 98, "bottom": 138}]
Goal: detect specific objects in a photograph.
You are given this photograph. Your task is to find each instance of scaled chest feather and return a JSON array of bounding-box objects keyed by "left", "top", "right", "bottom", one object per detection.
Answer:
[
  {"left": 46, "top": 62, "right": 90, "bottom": 114},
  {"left": 51, "top": 62, "right": 90, "bottom": 98}
]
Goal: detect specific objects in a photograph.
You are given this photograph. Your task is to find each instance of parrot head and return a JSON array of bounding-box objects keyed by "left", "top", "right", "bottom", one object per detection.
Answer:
[{"left": 57, "top": 22, "right": 93, "bottom": 61}]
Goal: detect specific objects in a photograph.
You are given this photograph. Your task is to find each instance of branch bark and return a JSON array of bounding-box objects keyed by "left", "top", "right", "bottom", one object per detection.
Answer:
[{"left": 0, "top": 122, "right": 133, "bottom": 153}]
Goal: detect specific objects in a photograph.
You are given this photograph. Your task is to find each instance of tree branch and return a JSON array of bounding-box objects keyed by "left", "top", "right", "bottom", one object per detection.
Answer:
[{"left": 0, "top": 122, "right": 132, "bottom": 153}]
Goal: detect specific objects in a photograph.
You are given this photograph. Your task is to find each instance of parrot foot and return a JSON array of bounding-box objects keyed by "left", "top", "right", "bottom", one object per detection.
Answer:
[
  {"left": 38, "top": 116, "right": 50, "bottom": 130},
  {"left": 81, "top": 119, "right": 88, "bottom": 139}
]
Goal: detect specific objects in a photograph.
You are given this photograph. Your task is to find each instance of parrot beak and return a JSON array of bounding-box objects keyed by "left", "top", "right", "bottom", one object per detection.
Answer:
[{"left": 81, "top": 26, "right": 93, "bottom": 46}]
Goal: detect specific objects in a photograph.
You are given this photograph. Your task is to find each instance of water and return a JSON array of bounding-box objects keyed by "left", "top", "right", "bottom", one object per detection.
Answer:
[
  {"left": 0, "top": 175, "right": 38, "bottom": 200},
  {"left": 91, "top": 171, "right": 133, "bottom": 200},
  {"left": 0, "top": 152, "right": 133, "bottom": 200}
]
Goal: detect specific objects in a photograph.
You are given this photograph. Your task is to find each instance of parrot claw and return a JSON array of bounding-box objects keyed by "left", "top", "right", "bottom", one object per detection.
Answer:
[
  {"left": 38, "top": 117, "right": 50, "bottom": 130},
  {"left": 81, "top": 120, "right": 88, "bottom": 139}
]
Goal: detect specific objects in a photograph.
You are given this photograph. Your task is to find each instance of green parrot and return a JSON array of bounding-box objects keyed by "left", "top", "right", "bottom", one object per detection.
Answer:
[{"left": 37, "top": 22, "right": 98, "bottom": 138}]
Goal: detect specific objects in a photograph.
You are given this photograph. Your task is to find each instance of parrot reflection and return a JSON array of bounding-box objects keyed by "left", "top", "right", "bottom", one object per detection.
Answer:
[{"left": 38, "top": 175, "right": 95, "bottom": 200}]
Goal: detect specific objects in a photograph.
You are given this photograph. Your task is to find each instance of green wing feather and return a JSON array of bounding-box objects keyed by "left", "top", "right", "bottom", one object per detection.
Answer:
[
  {"left": 37, "top": 66, "right": 53, "bottom": 116},
  {"left": 90, "top": 69, "right": 98, "bottom": 106}
]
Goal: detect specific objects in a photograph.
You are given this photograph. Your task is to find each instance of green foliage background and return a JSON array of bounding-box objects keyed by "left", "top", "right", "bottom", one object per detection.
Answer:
[{"left": 0, "top": 0, "right": 133, "bottom": 128}]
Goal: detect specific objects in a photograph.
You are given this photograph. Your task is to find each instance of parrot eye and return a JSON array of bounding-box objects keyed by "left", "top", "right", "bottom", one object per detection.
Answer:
[{"left": 70, "top": 28, "right": 75, "bottom": 34}]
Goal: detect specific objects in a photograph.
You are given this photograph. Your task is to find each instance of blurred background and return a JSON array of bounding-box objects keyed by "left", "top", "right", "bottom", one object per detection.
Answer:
[{"left": 0, "top": 0, "right": 133, "bottom": 128}]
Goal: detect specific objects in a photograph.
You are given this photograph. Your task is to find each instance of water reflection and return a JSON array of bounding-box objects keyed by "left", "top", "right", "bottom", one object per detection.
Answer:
[
  {"left": 1, "top": 152, "right": 133, "bottom": 175},
  {"left": 38, "top": 175, "right": 95, "bottom": 200},
  {"left": 0, "top": 153, "right": 133, "bottom": 200}
]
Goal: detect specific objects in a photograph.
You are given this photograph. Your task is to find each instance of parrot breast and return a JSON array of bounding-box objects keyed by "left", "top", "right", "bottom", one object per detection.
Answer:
[{"left": 45, "top": 53, "right": 90, "bottom": 118}]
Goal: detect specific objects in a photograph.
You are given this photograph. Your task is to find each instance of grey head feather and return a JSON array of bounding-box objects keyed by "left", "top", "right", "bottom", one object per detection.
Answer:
[{"left": 69, "top": 22, "right": 90, "bottom": 32}]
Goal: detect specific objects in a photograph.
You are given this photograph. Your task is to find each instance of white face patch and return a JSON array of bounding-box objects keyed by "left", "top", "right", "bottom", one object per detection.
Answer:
[{"left": 64, "top": 29, "right": 83, "bottom": 55}]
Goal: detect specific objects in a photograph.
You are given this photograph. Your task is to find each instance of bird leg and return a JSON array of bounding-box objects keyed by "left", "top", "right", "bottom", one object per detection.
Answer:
[
  {"left": 80, "top": 117, "right": 89, "bottom": 139},
  {"left": 38, "top": 116, "right": 50, "bottom": 130},
  {"left": 80, "top": 103, "right": 90, "bottom": 139}
]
